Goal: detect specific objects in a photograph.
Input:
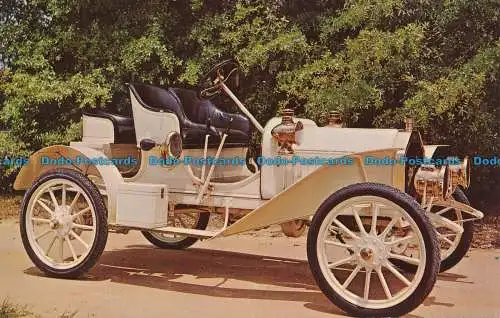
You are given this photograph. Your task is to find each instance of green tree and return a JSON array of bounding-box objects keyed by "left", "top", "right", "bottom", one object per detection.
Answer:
[{"left": 0, "top": 0, "right": 498, "bottom": 206}]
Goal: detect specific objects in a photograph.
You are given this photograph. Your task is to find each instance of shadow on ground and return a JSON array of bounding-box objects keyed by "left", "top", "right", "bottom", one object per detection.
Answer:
[{"left": 24, "top": 244, "right": 469, "bottom": 317}]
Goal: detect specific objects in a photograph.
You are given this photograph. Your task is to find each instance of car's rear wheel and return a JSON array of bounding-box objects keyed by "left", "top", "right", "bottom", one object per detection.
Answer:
[
  {"left": 20, "top": 169, "right": 108, "bottom": 278},
  {"left": 307, "top": 183, "right": 439, "bottom": 317},
  {"left": 142, "top": 210, "right": 209, "bottom": 249}
]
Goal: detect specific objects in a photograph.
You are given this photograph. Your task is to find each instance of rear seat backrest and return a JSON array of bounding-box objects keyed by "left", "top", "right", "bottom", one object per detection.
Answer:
[
  {"left": 129, "top": 83, "right": 181, "bottom": 145},
  {"left": 132, "top": 83, "right": 187, "bottom": 121}
]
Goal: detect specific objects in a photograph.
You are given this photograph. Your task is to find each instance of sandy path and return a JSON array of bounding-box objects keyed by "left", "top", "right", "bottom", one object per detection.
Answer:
[{"left": 0, "top": 219, "right": 498, "bottom": 318}]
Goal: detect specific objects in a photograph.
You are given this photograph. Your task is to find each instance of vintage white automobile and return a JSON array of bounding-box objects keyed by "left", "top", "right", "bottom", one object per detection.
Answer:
[{"left": 15, "top": 60, "right": 484, "bottom": 317}]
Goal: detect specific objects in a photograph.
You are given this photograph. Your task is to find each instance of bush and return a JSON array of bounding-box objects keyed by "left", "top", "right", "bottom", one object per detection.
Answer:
[{"left": 0, "top": 0, "right": 498, "bottom": 206}]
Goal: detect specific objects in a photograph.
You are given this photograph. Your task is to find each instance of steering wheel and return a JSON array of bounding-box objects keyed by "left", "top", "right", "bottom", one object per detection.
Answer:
[{"left": 198, "top": 59, "right": 240, "bottom": 99}]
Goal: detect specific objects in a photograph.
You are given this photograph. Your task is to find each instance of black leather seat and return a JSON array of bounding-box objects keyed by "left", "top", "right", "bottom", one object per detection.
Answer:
[
  {"left": 129, "top": 83, "right": 251, "bottom": 148},
  {"left": 83, "top": 109, "right": 136, "bottom": 144}
]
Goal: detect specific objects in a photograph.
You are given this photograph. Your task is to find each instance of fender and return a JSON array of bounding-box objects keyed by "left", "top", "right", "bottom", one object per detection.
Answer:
[
  {"left": 13, "top": 145, "right": 123, "bottom": 222},
  {"left": 218, "top": 148, "right": 400, "bottom": 237}
]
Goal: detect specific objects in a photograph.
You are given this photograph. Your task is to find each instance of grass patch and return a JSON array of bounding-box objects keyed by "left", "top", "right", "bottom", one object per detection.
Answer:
[
  {"left": 0, "top": 298, "right": 79, "bottom": 318},
  {"left": 0, "top": 196, "right": 23, "bottom": 221},
  {"left": 0, "top": 298, "right": 32, "bottom": 318},
  {"left": 58, "top": 311, "right": 78, "bottom": 318},
  {"left": 472, "top": 215, "right": 500, "bottom": 249}
]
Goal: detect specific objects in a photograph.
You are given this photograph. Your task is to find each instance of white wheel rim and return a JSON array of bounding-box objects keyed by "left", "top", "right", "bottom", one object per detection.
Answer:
[
  {"left": 26, "top": 178, "right": 97, "bottom": 270},
  {"left": 316, "top": 196, "right": 427, "bottom": 309},
  {"left": 150, "top": 211, "right": 202, "bottom": 243}
]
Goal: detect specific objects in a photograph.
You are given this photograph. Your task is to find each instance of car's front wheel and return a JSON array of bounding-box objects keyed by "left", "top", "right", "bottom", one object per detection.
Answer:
[{"left": 307, "top": 183, "right": 440, "bottom": 317}]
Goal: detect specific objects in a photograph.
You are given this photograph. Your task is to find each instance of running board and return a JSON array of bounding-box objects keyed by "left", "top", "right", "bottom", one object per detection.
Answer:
[{"left": 109, "top": 224, "right": 218, "bottom": 238}]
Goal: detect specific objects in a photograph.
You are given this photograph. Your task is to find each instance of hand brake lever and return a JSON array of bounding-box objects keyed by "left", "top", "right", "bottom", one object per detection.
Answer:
[
  {"left": 201, "top": 118, "right": 212, "bottom": 182},
  {"left": 224, "top": 118, "right": 234, "bottom": 136},
  {"left": 196, "top": 118, "right": 234, "bottom": 204},
  {"left": 205, "top": 117, "right": 222, "bottom": 138}
]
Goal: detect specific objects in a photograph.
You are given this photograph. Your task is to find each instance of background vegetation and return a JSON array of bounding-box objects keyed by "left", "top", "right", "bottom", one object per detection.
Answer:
[{"left": 0, "top": 0, "right": 498, "bottom": 209}]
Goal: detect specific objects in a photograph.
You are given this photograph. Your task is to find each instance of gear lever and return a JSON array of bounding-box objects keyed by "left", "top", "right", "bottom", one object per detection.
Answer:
[
  {"left": 196, "top": 118, "right": 233, "bottom": 203},
  {"left": 200, "top": 117, "right": 212, "bottom": 182}
]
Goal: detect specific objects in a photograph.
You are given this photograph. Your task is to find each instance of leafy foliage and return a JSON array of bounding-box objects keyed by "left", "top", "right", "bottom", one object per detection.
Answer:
[{"left": 0, "top": 0, "right": 498, "bottom": 205}]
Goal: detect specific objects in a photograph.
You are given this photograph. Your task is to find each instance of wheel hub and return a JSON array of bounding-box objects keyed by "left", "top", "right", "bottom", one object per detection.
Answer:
[
  {"left": 53, "top": 205, "right": 73, "bottom": 237},
  {"left": 356, "top": 236, "right": 389, "bottom": 267},
  {"left": 360, "top": 247, "right": 373, "bottom": 260}
]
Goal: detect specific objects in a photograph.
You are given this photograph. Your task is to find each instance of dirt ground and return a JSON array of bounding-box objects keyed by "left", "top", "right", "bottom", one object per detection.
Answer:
[{"left": 0, "top": 214, "right": 499, "bottom": 318}]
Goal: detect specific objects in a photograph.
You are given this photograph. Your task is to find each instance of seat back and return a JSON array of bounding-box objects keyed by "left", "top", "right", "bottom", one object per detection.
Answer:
[
  {"left": 129, "top": 83, "right": 187, "bottom": 120},
  {"left": 129, "top": 83, "right": 180, "bottom": 145},
  {"left": 172, "top": 88, "right": 252, "bottom": 138},
  {"left": 170, "top": 88, "right": 201, "bottom": 124}
]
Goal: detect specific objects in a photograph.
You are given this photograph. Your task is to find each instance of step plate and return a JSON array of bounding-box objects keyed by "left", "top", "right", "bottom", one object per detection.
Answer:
[{"left": 109, "top": 224, "right": 218, "bottom": 238}]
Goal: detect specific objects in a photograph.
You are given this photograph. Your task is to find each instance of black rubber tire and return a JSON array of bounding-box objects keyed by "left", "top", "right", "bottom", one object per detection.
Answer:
[
  {"left": 307, "top": 183, "right": 440, "bottom": 317},
  {"left": 20, "top": 169, "right": 108, "bottom": 279},
  {"left": 394, "top": 188, "right": 473, "bottom": 273},
  {"left": 141, "top": 212, "right": 210, "bottom": 249}
]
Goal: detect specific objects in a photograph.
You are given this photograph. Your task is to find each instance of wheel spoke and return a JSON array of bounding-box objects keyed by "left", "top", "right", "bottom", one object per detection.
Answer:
[
  {"left": 342, "top": 265, "right": 361, "bottom": 289},
  {"left": 35, "top": 229, "right": 53, "bottom": 241},
  {"left": 61, "top": 184, "right": 66, "bottom": 207},
  {"left": 59, "top": 237, "right": 64, "bottom": 262},
  {"left": 333, "top": 218, "right": 359, "bottom": 240},
  {"left": 32, "top": 217, "right": 51, "bottom": 224},
  {"left": 327, "top": 255, "right": 355, "bottom": 269},
  {"left": 72, "top": 224, "right": 94, "bottom": 231},
  {"left": 453, "top": 209, "right": 464, "bottom": 223},
  {"left": 370, "top": 203, "right": 379, "bottom": 235},
  {"left": 49, "top": 190, "right": 59, "bottom": 208},
  {"left": 384, "top": 261, "right": 411, "bottom": 286},
  {"left": 389, "top": 253, "right": 420, "bottom": 266},
  {"left": 65, "top": 236, "right": 78, "bottom": 261},
  {"left": 376, "top": 266, "right": 392, "bottom": 299},
  {"left": 437, "top": 233, "right": 454, "bottom": 246},
  {"left": 433, "top": 214, "right": 463, "bottom": 233},
  {"left": 386, "top": 235, "right": 414, "bottom": 246},
  {"left": 35, "top": 200, "right": 55, "bottom": 217},
  {"left": 352, "top": 206, "right": 367, "bottom": 235},
  {"left": 379, "top": 217, "right": 398, "bottom": 239},
  {"left": 328, "top": 225, "right": 340, "bottom": 232},
  {"left": 72, "top": 206, "right": 90, "bottom": 220},
  {"left": 435, "top": 206, "right": 453, "bottom": 216},
  {"left": 364, "top": 268, "right": 372, "bottom": 300},
  {"left": 70, "top": 230, "right": 89, "bottom": 250},
  {"left": 176, "top": 215, "right": 189, "bottom": 228},
  {"left": 439, "top": 233, "right": 457, "bottom": 238},
  {"left": 45, "top": 235, "right": 57, "bottom": 256},
  {"left": 324, "top": 239, "right": 353, "bottom": 249},
  {"left": 70, "top": 192, "right": 81, "bottom": 210},
  {"left": 425, "top": 197, "right": 434, "bottom": 213}
]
